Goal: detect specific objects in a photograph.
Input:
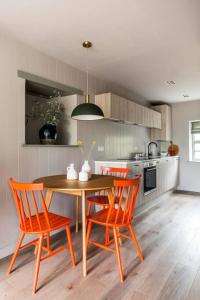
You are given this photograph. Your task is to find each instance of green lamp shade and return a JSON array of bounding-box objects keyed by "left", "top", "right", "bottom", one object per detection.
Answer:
[{"left": 71, "top": 103, "right": 104, "bottom": 120}]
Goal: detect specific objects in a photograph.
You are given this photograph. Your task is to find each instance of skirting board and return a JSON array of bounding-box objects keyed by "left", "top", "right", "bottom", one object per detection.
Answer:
[{"left": 174, "top": 190, "right": 200, "bottom": 196}]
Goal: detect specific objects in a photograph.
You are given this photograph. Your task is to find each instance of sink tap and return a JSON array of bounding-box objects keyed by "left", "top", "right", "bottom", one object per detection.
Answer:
[{"left": 148, "top": 142, "right": 158, "bottom": 157}]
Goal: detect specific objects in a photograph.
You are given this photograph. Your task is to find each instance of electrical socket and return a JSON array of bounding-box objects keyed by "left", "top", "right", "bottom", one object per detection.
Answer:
[{"left": 98, "top": 146, "right": 105, "bottom": 152}]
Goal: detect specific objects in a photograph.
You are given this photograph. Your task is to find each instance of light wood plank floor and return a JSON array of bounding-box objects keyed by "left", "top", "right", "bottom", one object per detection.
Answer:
[{"left": 1, "top": 192, "right": 200, "bottom": 300}]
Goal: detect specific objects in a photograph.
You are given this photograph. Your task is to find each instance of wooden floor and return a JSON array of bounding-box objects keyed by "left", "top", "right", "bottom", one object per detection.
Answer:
[{"left": 1, "top": 192, "right": 200, "bottom": 300}]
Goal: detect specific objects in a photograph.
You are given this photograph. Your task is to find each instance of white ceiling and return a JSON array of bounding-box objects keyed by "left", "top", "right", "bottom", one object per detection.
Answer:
[{"left": 0, "top": 0, "right": 200, "bottom": 103}]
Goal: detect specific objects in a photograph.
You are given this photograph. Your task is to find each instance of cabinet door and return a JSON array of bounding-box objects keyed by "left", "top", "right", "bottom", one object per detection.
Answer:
[
  {"left": 170, "top": 157, "right": 179, "bottom": 189},
  {"left": 127, "top": 101, "right": 136, "bottom": 123},
  {"left": 159, "top": 159, "right": 168, "bottom": 193},
  {"left": 152, "top": 110, "right": 162, "bottom": 129},
  {"left": 95, "top": 93, "right": 111, "bottom": 119},
  {"left": 110, "top": 94, "right": 120, "bottom": 120},
  {"left": 127, "top": 163, "right": 144, "bottom": 207},
  {"left": 119, "top": 97, "right": 128, "bottom": 122},
  {"left": 151, "top": 105, "right": 171, "bottom": 140},
  {"left": 135, "top": 103, "right": 144, "bottom": 125}
]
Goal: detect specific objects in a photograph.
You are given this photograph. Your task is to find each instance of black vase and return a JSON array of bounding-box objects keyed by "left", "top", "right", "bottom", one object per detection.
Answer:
[{"left": 39, "top": 124, "right": 57, "bottom": 144}]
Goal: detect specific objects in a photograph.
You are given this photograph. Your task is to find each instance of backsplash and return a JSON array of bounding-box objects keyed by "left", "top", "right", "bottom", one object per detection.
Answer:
[{"left": 78, "top": 119, "right": 150, "bottom": 161}]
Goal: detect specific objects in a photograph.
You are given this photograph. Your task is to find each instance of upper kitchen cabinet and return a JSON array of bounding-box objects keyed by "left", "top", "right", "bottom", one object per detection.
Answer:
[
  {"left": 95, "top": 92, "right": 161, "bottom": 129},
  {"left": 95, "top": 93, "right": 127, "bottom": 121},
  {"left": 151, "top": 104, "right": 172, "bottom": 141}
]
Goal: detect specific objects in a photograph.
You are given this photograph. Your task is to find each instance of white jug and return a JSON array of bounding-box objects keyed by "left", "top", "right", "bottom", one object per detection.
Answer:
[
  {"left": 67, "top": 163, "right": 78, "bottom": 180},
  {"left": 79, "top": 170, "right": 89, "bottom": 182},
  {"left": 82, "top": 160, "right": 91, "bottom": 178}
]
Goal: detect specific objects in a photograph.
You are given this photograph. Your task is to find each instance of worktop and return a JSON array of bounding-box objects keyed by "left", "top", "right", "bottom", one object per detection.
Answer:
[{"left": 95, "top": 156, "right": 179, "bottom": 164}]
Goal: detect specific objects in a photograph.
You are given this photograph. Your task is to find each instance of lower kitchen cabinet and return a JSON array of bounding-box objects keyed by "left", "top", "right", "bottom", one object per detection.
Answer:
[
  {"left": 95, "top": 157, "right": 179, "bottom": 209},
  {"left": 157, "top": 157, "right": 179, "bottom": 196}
]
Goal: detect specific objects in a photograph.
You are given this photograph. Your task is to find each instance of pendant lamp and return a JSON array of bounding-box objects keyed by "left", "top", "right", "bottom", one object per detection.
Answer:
[{"left": 71, "top": 41, "right": 104, "bottom": 120}]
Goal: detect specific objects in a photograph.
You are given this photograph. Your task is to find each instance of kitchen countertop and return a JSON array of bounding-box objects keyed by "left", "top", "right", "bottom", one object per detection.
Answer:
[{"left": 95, "top": 156, "right": 179, "bottom": 164}]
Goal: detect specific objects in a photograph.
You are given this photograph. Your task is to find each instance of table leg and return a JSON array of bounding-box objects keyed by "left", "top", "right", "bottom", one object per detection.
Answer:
[
  {"left": 81, "top": 190, "right": 87, "bottom": 277},
  {"left": 45, "top": 189, "right": 53, "bottom": 209},
  {"left": 76, "top": 196, "right": 79, "bottom": 233}
]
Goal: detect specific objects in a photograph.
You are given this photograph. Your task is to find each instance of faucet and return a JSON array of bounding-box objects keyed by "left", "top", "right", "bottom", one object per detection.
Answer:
[{"left": 148, "top": 142, "right": 158, "bottom": 158}]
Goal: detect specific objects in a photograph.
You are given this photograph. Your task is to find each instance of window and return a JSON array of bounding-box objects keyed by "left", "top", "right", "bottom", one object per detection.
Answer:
[{"left": 190, "top": 121, "right": 200, "bottom": 161}]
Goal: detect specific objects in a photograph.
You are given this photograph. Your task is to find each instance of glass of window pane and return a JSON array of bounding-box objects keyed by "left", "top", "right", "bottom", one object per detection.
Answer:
[
  {"left": 194, "top": 133, "right": 200, "bottom": 141},
  {"left": 194, "top": 143, "right": 200, "bottom": 151},
  {"left": 194, "top": 152, "right": 200, "bottom": 160}
]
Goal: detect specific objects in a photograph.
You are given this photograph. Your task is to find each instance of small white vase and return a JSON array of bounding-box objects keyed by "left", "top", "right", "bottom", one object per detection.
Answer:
[
  {"left": 82, "top": 160, "right": 91, "bottom": 178},
  {"left": 79, "top": 170, "right": 89, "bottom": 182},
  {"left": 67, "top": 163, "right": 78, "bottom": 180}
]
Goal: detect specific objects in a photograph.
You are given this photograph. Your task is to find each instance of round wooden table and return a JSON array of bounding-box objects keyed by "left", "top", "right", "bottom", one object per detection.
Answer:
[{"left": 34, "top": 174, "right": 118, "bottom": 277}]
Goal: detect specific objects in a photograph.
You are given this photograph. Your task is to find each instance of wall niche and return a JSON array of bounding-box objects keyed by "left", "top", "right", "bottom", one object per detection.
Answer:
[{"left": 20, "top": 71, "right": 83, "bottom": 146}]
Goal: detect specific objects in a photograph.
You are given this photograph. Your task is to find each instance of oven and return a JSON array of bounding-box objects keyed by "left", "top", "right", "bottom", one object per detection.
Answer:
[{"left": 143, "top": 161, "right": 157, "bottom": 195}]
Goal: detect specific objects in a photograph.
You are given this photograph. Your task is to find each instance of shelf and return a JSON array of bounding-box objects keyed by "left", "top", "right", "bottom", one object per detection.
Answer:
[{"left": 22, "top": 144, "right": 79, "bottom": 148}]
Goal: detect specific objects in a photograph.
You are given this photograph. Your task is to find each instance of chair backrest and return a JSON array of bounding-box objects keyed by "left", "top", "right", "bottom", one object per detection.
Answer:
[
  {"left": 106, "top": 176, "right": 141, "bottom": 226},
  {"left": 100, "top": 166, "right": 129, "bottom": 178},
  {"left": 9, "top": 178, "right": 50, "bottom": 232}
]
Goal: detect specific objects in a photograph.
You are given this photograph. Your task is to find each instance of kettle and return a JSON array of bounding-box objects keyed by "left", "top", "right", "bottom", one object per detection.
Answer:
[{"left": 67, "top": 163, "right": 78, "bottom": 180}]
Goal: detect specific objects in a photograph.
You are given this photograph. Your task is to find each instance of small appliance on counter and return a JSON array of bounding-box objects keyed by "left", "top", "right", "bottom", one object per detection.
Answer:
[
  {"left": 160, "top": 151, "right": 168, "bottom": 157},
  {"left": 129, "top": 152, "right": 145, "bottom": 160}
]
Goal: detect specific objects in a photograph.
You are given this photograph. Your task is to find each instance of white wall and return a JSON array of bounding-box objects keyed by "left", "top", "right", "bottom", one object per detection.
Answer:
[
  {"left": 0, "top": 32, "right": 150, "bottom": 259},
  {"left": 172, "top": 100, "right": 200, "bottom": 192}
]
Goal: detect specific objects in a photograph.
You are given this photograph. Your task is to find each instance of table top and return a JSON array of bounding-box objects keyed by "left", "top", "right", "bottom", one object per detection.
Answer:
[{"left": 34, "top": 174, "right": 119, "bottom": 191}]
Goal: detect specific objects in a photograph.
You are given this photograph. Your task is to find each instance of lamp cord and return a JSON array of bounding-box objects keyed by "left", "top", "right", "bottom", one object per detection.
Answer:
[{"left": 86, "top": 47, "right": 89, "bottom": 103}]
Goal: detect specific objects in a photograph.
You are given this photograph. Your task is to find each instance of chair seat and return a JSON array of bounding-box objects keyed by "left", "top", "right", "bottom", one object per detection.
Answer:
[
  {"left": 20, "top": 212, "right": 72, "bottom": 233},
  {"left": 87, "top": 195, "right": 120, "bottom": 206},
  {"left": 87, "top": 208, "right": 128, "bottom": 227}
]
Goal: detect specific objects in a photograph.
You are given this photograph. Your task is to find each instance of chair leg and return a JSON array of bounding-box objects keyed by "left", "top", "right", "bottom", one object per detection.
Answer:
[
  {"left": 105, "top": 226, "right": 110, "bottom": 245},
  {"left": 46, "top": 234, "right": 51, "bottom": 252},
  {"left": 129, "top": 224, "right": 144, "bottom": 262},
  {"left": 66, "top": 226, "right": 76, "bottom": 267},
  {"left": 86, "top": 220, "right": 92, "bottom": 253},
  {"left": 87, "top": 201, "right": 92, "bottom": 216},
  {"left": 32, "top": 234, "right": 43, "bottom": 294},
  {"left": 7, "top": 232, "right": 25, "bottom": 275},
  {"left": 113, "top": 227, "right": 124, "bottom": 282},
  {"left": 86, "top": 202, "right": 92, "bottom": 227},
  {"left": 75, "top": 196, "right": 79, "bottom": 233},
  {"left": 117, "top": 227, "right": 122, "bottom": 246}
]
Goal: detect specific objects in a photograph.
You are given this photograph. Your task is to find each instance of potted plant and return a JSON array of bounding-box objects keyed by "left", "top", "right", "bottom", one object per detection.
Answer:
[{"left": 30, "top": 93, "right": 65, "bottom": 144}]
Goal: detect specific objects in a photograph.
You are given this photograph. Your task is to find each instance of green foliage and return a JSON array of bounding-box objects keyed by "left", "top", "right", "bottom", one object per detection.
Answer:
[{"left": 30, "top": 95, "right": 65, "bottom": 126}]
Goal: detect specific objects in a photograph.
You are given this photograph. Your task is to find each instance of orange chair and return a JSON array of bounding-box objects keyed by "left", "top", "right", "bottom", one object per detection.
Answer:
[
  {"left": 86, "top": 177, "right": 143, "bottom": 282},
  {"left": 7, "top": 178, "right": 76, "bottom": 294},
  {"left": 87, "top": 167, "right": 129, "bottom": 215}
]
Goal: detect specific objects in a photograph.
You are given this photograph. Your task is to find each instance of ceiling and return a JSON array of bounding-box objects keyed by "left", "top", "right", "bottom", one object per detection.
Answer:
[{"left": 1, "top": 0, "right": 200, "bottom": 103}]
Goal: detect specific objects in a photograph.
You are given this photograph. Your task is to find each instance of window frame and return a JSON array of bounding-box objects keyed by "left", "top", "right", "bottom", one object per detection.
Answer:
[{"left": 189, "top": 120, "right": 200, "bottom": 162}]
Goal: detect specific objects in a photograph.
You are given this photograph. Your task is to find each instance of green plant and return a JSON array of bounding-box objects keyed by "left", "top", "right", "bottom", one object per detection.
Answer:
[{"left": 30, "top": 94, "right": 65, "bottom": 126}]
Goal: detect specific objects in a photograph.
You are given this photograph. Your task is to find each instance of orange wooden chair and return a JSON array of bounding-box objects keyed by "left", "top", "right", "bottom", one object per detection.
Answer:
[
  {"left": 7, "top": 178, "right": 76, "bottom": 294},
  {"left": 87, "top": 167, "right": 129, "bottom": 215},
  {"left": 86, "top": 177, "right": 143, "bottom": 282},
  {"left": 87, "top": 167, "right": 129, "bottom": 244}
]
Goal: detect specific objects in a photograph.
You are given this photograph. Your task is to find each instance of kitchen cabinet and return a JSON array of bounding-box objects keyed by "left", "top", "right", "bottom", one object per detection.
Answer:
[
  {"left": 95, "top": 93, "right": 120, "bottom": 120},
  {"left": 95, "top": 93, "right": 161, "bottom": 129},
  {"left": 157, "top": 157, "right": 179, "bottom": 195},
  {"left": 95, "top": 156, "right": 179, "bottom": 209},
  {"left": 151, "top": 104, "right": 172, "bottom": 141},
  {"left": 126, "top": 162, "right": 144, "bottom": 207}
]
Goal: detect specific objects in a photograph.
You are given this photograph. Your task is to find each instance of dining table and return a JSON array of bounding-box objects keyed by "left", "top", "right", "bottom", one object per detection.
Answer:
[{"left": 34, "top": 173, "right": 118, "bottom": 277}]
